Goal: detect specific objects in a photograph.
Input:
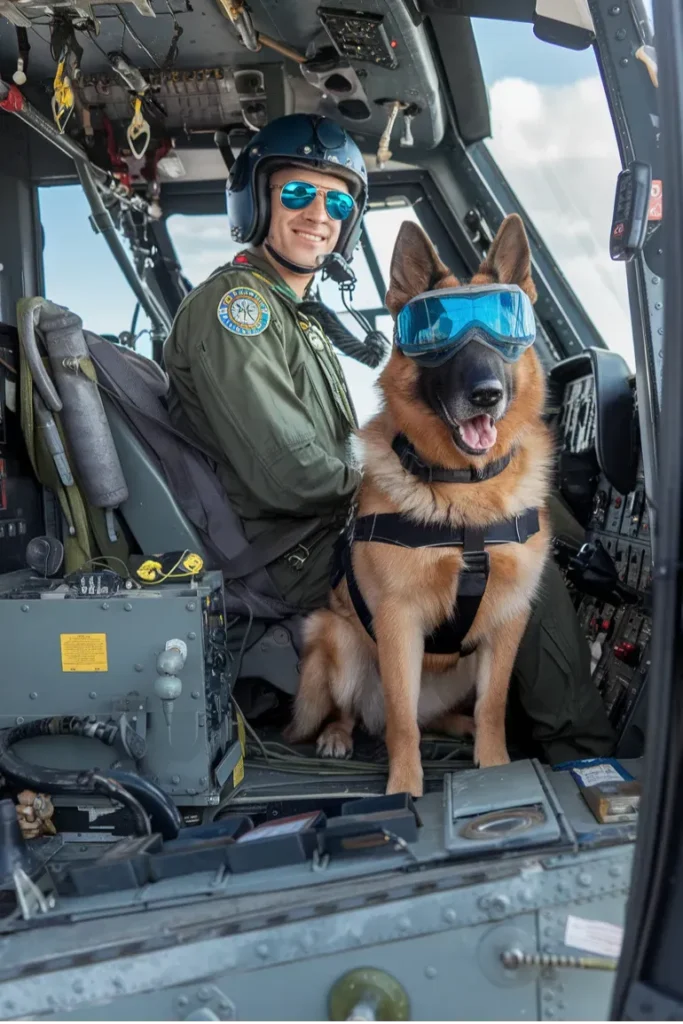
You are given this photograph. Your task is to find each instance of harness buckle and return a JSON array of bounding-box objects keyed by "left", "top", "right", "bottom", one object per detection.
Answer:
[
  {"left": 286, "top": 544, "right": 309, "bottom": 571},
  {"left": 459, "top": 550, "right": 490, "bottom": 598}
]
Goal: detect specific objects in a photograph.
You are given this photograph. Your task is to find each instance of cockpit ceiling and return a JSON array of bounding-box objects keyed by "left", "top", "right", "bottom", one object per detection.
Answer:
[{"left": 0, "top": 0, "right": 455, "bottom": 165}]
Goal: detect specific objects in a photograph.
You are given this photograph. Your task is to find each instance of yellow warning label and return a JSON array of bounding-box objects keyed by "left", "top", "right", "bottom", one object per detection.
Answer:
[
  {"left": 60, "top": 633, "right": 108, "bottom": 672},
  {"left": 233, "top": 756, "right": 245, "bottom": 788}
]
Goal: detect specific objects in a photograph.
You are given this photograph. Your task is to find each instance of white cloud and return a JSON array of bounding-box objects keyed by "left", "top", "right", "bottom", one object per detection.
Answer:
[{"left": 485, "top": 76, "right": 634, "bottom": 368}]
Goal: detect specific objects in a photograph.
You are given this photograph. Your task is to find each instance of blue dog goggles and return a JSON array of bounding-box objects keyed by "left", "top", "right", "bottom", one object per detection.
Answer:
[{"left": 395, "top": 284, "right": 536, "bottom": 367}]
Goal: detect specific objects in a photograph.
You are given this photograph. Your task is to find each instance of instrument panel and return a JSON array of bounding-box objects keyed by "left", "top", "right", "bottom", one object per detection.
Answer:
[{"left": 551, "top": 357, "right": 650, "bottom": 752}]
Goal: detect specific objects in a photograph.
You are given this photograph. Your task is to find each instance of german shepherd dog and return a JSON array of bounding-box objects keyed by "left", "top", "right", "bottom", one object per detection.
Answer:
[{"left": 286, "top": 214, "right": 552, "bottom": 797}]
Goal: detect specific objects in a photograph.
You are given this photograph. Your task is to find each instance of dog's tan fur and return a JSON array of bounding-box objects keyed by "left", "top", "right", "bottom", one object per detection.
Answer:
[{"left": 286, "top": 214, "right": 553, "bottom": 797}]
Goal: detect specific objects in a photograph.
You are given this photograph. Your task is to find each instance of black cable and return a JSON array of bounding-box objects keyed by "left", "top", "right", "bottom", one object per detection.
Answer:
[
  {"left": 92, "top": 773, "right": 151, "bottom": 836},
  {"left": 115, "top": 6, "right": 162, "bottom": 68},
  {"left": 298, "top": 299, "right": 389, "bottom": 369},
  {"left": 0, "top": 718, "right": 182, "bottom": 839},
  {"left": 162, "top": 0, "right": 183, "bottom": 67}
]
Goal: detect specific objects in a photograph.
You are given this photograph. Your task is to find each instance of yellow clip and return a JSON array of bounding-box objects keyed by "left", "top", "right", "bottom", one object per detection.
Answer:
[
  {"left": 181, "top": 553, "right": 204, "bottom": 574},
  {"left": 127, "top": 95, "right": 151, "bottom": 159},
  {"left": 51, "top": 59, "right": 74, "bottom": 134},
  {"left": 136, "top": 558, "right": 162, "bottom": 582}
]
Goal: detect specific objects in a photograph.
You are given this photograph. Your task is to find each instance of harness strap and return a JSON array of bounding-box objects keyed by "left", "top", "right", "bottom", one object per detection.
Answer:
[
  {"left": 351, "top": 509, "right": 540, "bottom": 548},
  {"left": 335, "top": 509, "right": 540, "bottom": 656},
  {"left": 392, "top": 433, "right": 515, "bottom": 484}
]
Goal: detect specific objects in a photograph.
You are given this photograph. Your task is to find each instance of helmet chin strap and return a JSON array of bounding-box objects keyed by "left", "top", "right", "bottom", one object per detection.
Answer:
[{"left": 264, "top": 240, "right": 331, "bottom": 276}]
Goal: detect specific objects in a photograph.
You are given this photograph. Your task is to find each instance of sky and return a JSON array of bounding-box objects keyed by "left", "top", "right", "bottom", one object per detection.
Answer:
[{"left": 40, "top": 15, "right": 636, "bottom": 425}]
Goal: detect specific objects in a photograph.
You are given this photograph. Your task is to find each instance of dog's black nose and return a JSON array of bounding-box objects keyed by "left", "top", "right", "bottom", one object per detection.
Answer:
[{"left": 469, "top": 380, "right": 504, "bottom": 408}]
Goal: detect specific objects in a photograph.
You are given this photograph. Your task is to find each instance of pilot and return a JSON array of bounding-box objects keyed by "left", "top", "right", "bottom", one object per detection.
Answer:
[
  {"left": 164, "top": 114, "right": 363, "bottom": 613},
  {"left": 163, "top": 112, "right": 615, "bottom": 764}
]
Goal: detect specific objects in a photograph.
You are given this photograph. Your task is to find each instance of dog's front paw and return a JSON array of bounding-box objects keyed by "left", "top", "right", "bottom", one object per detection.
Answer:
[
  {"left": 387, "top": 762, "right": 424, "bottom": 798},
  {"left": 474, "top": 737, "right": 510, "bottom": 768},
  {"left": 316, "top": 723, "right": 354, "bottom": 759}
]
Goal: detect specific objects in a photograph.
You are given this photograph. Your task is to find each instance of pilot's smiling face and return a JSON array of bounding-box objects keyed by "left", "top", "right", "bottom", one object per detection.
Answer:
[{"left": 267, "top": 165, "right": 347, "bottom": 267}]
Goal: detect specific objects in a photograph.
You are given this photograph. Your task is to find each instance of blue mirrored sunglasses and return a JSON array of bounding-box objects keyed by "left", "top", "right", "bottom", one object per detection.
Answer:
[
  {"left": 273, "top": 180, "right": 355, "bottom": 221},
  {"left": 395, "top": 284, "right": 537, "bottom": 366}
]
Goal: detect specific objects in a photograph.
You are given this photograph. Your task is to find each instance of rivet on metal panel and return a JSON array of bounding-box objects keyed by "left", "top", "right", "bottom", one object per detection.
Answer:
[
  {"left": 488, "top": 895, "right": 510, "bottom": 916},
  {"left": 172, "top": 775, "right": 181, "bottom": 784},
  {"left": 178, "top": 996, "right": 190, "bottom": 1008},
  {"left": 188, "top": 632, "right": 197, "bottom": 640},
  {"left": 29, "top": 692, "right": 37, "bottom": 700},
  {"left": 578, "top": 872, "right": 592, "bottom": 887},
  {"left": 72, "top": 981, "right": 84, "bottom": 994},
  {"left": 20, "top": 605, "right": 29, "bottom": 613},
  {"left": 609, "top": 865, "right": 622, "bottom": 878},
  {"left": 443, "top": 908, "right": 457, "bottom": 923},
  {"left": 615, "top": 27, "right": 626, "bottom": 39},
  {"left": 425, "top": 966, "right": 437, "bottom": 980},
  {"left": 192, "top": 691, "right": 201, "bottom": 699},
  {"left": 15, "top": 717, "right": 24, "bottom": 725},
  {"left": 101, "top": 602, "right": 110, "bottom": 610},
  {"left": 124, "top": 602, "right": 133, "bottom": 612},
  {"left": 135, "top": 664, "right": 144, "bottom": 673},
  {"left": 187, "top": 602, "right": 197, "bottom": 611},
  {"left": 198, "top": 988, "right": 211, "bottom": 1001},
  {"left": 620, "top": 57, "right": 629, "bottom": 66},
  {"left": 256, "top": 943, "right": 269, "bottom": 959},
  {"left": 89, "top": 691, "right": 97, "bottom": 699}
]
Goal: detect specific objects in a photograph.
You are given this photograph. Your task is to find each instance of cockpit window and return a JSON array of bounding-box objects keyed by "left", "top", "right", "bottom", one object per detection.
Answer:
[
  {"left": 166, "top": 214, "right": 242, "bottom": 288},
  {"left": 472, "top": 18, "right": 634, "bottom": 369},
  {"left": 39, "top": 183, "right": 154, "bottom": 358}
]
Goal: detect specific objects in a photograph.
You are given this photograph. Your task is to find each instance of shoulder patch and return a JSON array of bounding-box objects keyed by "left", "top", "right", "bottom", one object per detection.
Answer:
[{"left": 217, "top": 287, "right": 271, "bottom": 336}]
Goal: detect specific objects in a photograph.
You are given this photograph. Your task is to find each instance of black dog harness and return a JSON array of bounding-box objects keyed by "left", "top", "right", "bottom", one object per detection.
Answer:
[{"left": 331, "top": 434, "right": 541, "bottom": 656}]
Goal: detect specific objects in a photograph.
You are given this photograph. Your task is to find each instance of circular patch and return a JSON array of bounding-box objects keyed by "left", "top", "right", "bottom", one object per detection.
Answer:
[{"left": 217, "top": 287, "right": 271, "bottom": 336}]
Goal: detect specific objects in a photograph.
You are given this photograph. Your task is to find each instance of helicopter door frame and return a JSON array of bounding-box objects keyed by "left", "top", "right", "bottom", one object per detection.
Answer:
[
  {"left": 608, "top": 0, "right": 683, "bottom": 1017},
  {"left": 586, "top": 0, "right": 662, "bottom": 530}
]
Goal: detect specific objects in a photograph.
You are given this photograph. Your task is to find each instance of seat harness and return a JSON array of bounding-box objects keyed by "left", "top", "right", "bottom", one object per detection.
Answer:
[{"left": 331, "top": 433, "right": 540, "bottom": 656}]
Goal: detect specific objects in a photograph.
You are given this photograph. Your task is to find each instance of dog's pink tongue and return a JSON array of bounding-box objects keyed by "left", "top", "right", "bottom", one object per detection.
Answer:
[{"left": 459, "top": 414, "right": 497, "bottom": 451}]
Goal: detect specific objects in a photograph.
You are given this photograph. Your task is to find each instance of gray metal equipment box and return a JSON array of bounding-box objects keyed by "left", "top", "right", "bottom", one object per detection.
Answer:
[{"left": 0, "top": 569, "right": 240, "bottom": 811}]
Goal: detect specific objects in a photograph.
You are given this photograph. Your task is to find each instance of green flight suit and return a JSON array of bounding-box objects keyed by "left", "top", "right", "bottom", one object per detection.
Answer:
[
  {"left": 163, "top": 249, "right": 360, "bottom": 610},
  {"left": 164, "top": 250, "right": 615, "bottom": 764}
]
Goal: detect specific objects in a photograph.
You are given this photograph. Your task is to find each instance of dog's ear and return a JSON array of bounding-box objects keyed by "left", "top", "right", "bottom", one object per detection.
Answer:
[
  {"left": 385, "top": 221, "right": 454, "bottom": 316},
  {"left": 473, "top": 213, "right": 537, "bottom": 302}
]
